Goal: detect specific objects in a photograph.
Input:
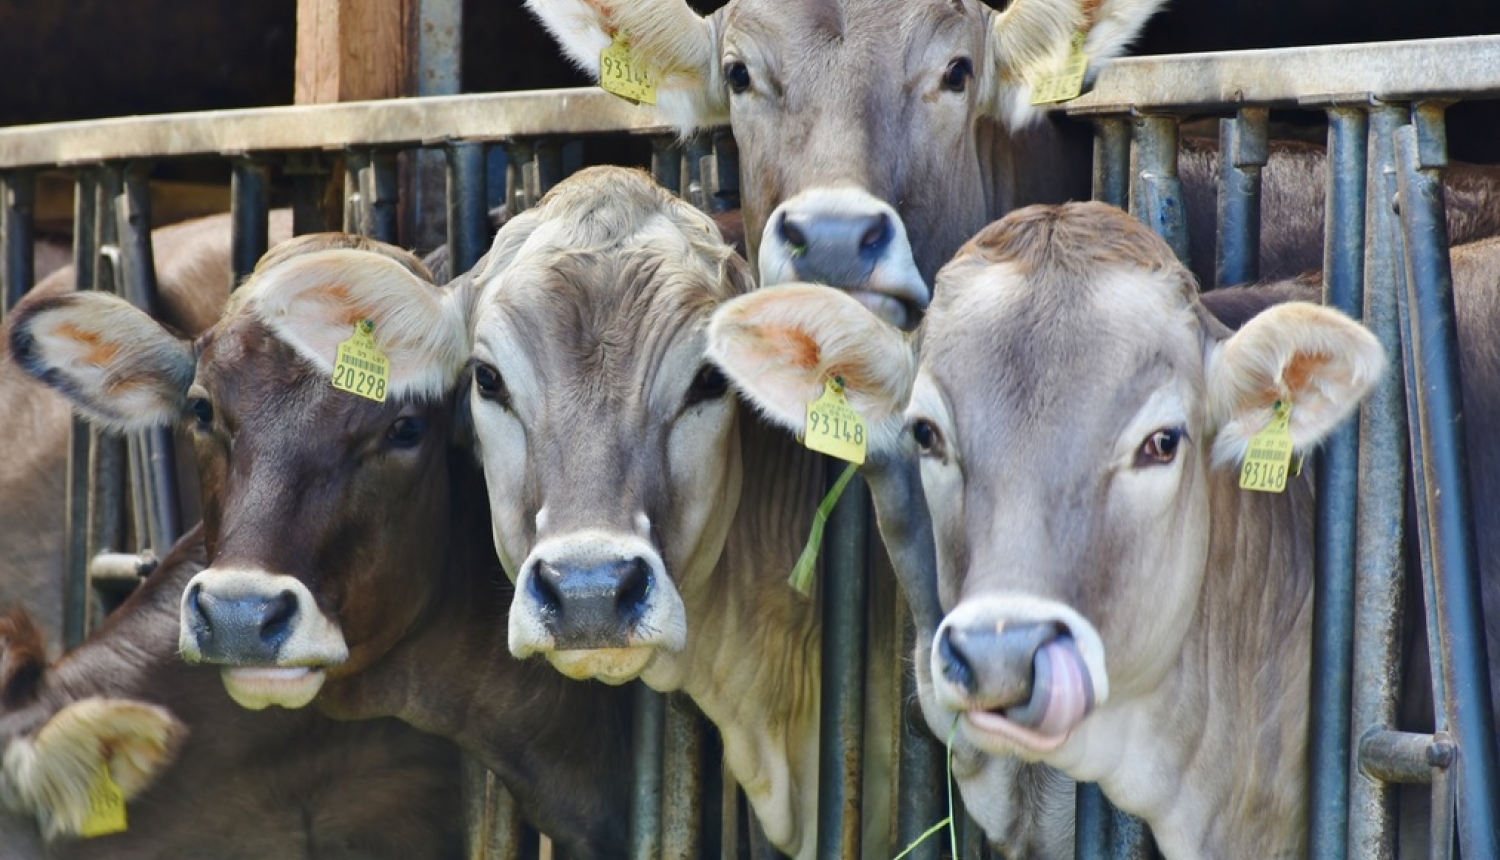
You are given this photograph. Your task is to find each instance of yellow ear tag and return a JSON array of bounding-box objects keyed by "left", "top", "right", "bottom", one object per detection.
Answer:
[
  {"left": 1239, "top": 399, "right": 1295, "bottom": 493},
  {"left": 599, "top": 32, "right": 658, "bottom": 105},
  {"left": 803, "top": 376, "right": 867, "bottom": 465},
  {"left": 79, "top": 763, "right": 127, "bottom": 838},
  {"left": 332, "top": 319, "right": 390, "bottom": 403},
  {"left": 1030, "top": 31, "right": 1089, "bottom": 105}
]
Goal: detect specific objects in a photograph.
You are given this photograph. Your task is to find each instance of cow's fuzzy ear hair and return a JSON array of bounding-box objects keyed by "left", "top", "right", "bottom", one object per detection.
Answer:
[
  {"left": 707, "top": 284, "right": 917, "bottom": 455},
  {"left": 0, "top": 607, "right": 47, "bottom": 710},
  {"left": 7, "top": 291, "right": 194, "bottom": 432},
  {"left": 989, "top": 0, "right": 1165, "bottom": 129},
  {"left": 524, "top": 0, "right": 727, "bottom": 132},
  {"left": 1206, "top": 301, "right": 1386, "bottom": 465},
  {"left": 0, "top": 698, "right": 187, "bottom": 840},
  {"left": 247, "top": 249, "right": 470, "bottom": 403}
]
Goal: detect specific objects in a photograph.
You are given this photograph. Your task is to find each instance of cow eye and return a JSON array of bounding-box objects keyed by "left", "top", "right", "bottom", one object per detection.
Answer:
[
  {"left": 1137, "top": 427, "right": 1185, "bottom": 467},
  {"left": 912, "top": 418, "right": 944, "bottom": 457},
  {"left": 685, "top": 364, "right": 730, "bottom": 407},
  {"left": 386, "top": 416, "right": 427, "bottom": 449},
  {"left": 724, "top": 60, "right": 752, "bottom": 94},
  {"left": 472, "top": 362, "right": 510, "bottom": 408},
  {"left": 188, "top": 396, "right": 214, "bottom": 430},
  {"left": 941, "top": 57, "right": 973, "bottom": 93}
]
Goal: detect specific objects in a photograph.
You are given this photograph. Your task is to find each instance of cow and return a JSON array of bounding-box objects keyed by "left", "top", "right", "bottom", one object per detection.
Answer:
[
  {"left": 700, "top": 200, "right": 1500, "bottom": 857},
  {"left": 6, "top": 232, "right": 636, "bottom": 860},
  {"left": 0, "top": 527, "right": 465, "bottom": 860},
  {"left": 1, "top": 210, "right": 295, "bottom": 654},
  {"left": 526, "top": 0, "right": 1500, "bottom": 320}
]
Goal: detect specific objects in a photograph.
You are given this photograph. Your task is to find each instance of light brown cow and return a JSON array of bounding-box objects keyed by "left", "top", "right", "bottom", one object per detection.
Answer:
[{"left": 704, "top": 202, "right": 1434, "bottom": 857}]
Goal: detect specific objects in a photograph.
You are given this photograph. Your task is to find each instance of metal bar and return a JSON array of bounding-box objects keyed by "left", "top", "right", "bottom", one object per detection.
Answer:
[
  {"left": 344, "top": 150, "right": 370, "bottom": 235},
  {"left": 1090, "top": 117, "right": 1131, "bottom": 209},
  {"left": 231, "top": 158, "right": 271, "bottom": 289},
  {"left": 1358, "top": 729, "right": 1452, "bottom": 785},
  {"left": 534, "top": 140, "right": 564, "bottom": 198},
  {"left": 895, "top": 611, "right": 944, "bottom": 860},
  {"left": 506, "top": 141, "right": 537, "bottom": 214},
  {"left": 1394, "top": 109, "right": 1500, "bottom": 857},
  {"left": 682, "top": 135, "right": 713, "bottom": 213},
  {"left": 362, "top": 151, "right": 400, "bottom": 245},
  {"left": 630, "top": 683, "right": 665, "bottom": 860},
  {"left": 651, "top": 137, "right": 683, "bottom": 197},
  {"left": 816, "top": 468, "right": 868, "bottom": 860},
  {"left": 959, "top": 810, "right": 985, "bottom": 860},
  {"left": 710, "top": 130, "right": 740, "bottom": 214},
  {"left": 62, "top": 169, "right": 98, "bottom": 649},
  {"left": 1346, "top": 101, "right": 1410, "bottom": 860},
  {"left": 1307, "top": 105, "right": 1367, "bottom": 860},
  {"left": 1065, "top": 34, "right": 1500, "bottom": 115},
  {"left": 287, "top": 153, "right": 334, "bottom": 236},
  {"left": 1074, "top": 783, "right": 1109, "bottom": 859},
  {"left": 1213, "top": 108, "right": 1268, "bottom": 287},
  {"left": 1129, "top": 114, "right": 1189, "bottom": 267},
  {"left": 662, "top": 697, "right": 705, "bottom": 860},
  {"left": 87, "top": 168, "right": 126, "bottom": 594},
  {"left": 2, "top": 169, "right": 35, "bottom": 316},
  {"left": 446, "top": 141, "right": 489, "bottom": 276},
  {"left": 1430, "top": 732, "right": 1457, "bottom": 860}
]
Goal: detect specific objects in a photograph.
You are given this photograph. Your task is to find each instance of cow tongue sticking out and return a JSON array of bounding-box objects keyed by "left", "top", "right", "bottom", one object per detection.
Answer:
[{"left": 963, "top": 636, "right": 1094, "bottom": 754}]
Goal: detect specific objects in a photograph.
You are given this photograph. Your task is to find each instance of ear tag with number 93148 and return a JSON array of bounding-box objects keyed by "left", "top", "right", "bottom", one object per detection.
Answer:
[
  {"left": 80, "top": 763, "right": 127, "bottom": 838},
  {"left": 1239, "top": 399, "right": 1294, "bottom": 493},
  {"left": 332, "top": 319, "right": 391, "bottom": 403},
  {"left": 600, "top": 32, "right": 658, "bottom": 105},
  {"left": 803, "top": 376, "right": 867, "bottom": 465}
]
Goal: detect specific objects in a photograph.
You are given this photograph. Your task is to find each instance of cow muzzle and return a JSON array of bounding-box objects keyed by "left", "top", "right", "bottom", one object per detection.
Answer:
[
  {"left": 509, "top": 532, "right": 685, "bottom": 684},
  {"left": 931, "top": 600, "right": 1107, "bottom": 755},
  {"left": 758, "top": 188, "right": 929, "bottom": 330},
  {"left": 179, "top": 568, "right": 349, "bottom": 710}
]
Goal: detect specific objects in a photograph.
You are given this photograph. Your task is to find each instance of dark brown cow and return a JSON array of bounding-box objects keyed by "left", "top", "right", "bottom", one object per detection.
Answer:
[
  {"left": 6, "top": 234, "right": 635, "bottom": 860},
  {"left": 0, "top": 527, "right": 464, "bottom": 860}
]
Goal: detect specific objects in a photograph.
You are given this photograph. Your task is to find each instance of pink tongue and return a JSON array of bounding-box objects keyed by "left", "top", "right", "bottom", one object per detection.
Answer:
[{"left": 1029, "top": 638, "right": 1092, "bottom": 737}]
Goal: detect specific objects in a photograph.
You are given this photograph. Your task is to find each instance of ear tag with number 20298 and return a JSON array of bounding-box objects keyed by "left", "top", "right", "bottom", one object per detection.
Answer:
[
  {"left": 1239, "top": 399, "right": 1294, "bottom": 493},
  {"left": 332, "top": 319, "right": 391, "bottom": 403},
  {"left": 600, "top": 32, "right": 658, "bottom": 105},
  {"left": 80, "top": 763, "right": 127, "bottom": 838}
]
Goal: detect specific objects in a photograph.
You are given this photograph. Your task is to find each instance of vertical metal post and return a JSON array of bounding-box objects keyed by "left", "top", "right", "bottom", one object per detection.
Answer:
[
  {"left": 1347, "top": 101, "right": 1410, "bottom": 860},
  {"left": 2, "top": 170, "right": 36, "bottom": 316},
  {"left": 344, "top": 150, "right": 371, "bottom": 235},
  {"left": 1394, "top": 107, "right": 1500, "bottom": 857},
  {"left": 1074, "top": 784, "right": 1109, "bottom": 859},
  {"left": 630, "top": 683, "right": 665, "bottom": 860},
  {"left": 1091, "top": 117, "right": 1131, "bottom": 209},
  {"left": 710, "top": 130, "right": 741, "bottom": 214},
  {"left": 446, "top": 141, "right": 490, "bottom": 276},
  {"left": 682, "top": 135, "right": 713, "bottom": 213},
  {"left": 896, "top": 611, "right": 944, "bottom": 860},
  {"left": 662, "top": 697, "right": 705, "bottom": 860},
  {"left": 1129, "top": 114, "right": 1190, "bottom": 267},
  {"left": 287, "top": 153, "right": 335, "bottom": 236},
  {"left": 231, "top": 158, "right": 271, "bottom": 289},
  {"left": 534, "top": 140, "right": 564, "bottom": 198},
  {"left": 1307, "top": 105, "right": 1367, "bottom": 860},
  {"left": 817, "top": 469, "right": 868, "bottom": 860},
  {"left": 506, "top": 141, "right": 537, "bottom": 214},
  {"left": 87, "top": 168, "right": 127, "bottom": 623},
  {"left": 651, "top": 137, "right": 684, "bottom": 197},
  {"left": 363, "top": 151, "right": 401, "bottom": 245},
  {"left": 1214, "top": 108, "right": 1268, "bottom": 287},
  {"left": 62, "top": 169, "right": 98, "bottom": 649}
]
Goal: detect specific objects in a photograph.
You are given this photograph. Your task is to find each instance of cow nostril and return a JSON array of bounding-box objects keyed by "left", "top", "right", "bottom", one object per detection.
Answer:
[
  {"left": 529, "top": 563, "right": 563, "bottom": 618},
  {"left": 615, "top": 558, "right": 651, "bottom": 624},
  {"left": 779, "top": 216, "right": 808, "bottom": 254},
  {"left": 259, "top": 590, "right": 298, "bottom": 647},
  {"left": 186, "top": 583, "right": 207, "bottom": 626},
  {"left": 859, "top": 213, "right": 892, "bottom": 253},
  {"left": 938, "top": 627, "right": 974, "bottom": 692}
]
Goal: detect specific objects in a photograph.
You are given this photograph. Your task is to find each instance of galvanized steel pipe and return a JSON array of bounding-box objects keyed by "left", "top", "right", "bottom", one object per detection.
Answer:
[
  {"left": 1213, "top": 108, "right": 1268, "bottom": 287},
  {"left": 2, "top": 170, "right": 35, "bottom": 315}
]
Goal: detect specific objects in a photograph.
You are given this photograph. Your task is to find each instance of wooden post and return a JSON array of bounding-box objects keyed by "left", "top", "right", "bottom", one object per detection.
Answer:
[{"left": 295, "top": 0, "right": 412, "bottom": 104}]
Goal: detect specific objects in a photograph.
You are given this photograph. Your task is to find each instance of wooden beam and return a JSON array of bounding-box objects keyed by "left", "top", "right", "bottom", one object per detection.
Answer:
[{"left": 295, "top": 0, "right": 412, "bottom": 104}]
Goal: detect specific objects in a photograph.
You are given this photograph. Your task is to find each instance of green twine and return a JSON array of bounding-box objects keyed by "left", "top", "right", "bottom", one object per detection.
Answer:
[{"left": 787, "top": 462, "right": 859, "bottom": 596}]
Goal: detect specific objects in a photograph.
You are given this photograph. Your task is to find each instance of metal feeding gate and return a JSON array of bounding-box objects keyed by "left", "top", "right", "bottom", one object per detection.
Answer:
[{"left": 1, "top": 31, "right": 1498, "bottom": 860}]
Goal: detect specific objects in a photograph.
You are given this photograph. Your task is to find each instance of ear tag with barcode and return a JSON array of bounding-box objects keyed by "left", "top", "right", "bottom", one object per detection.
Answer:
[
  {"left": 1239, "top": 399, "right": 1295, "bottom": 493},
  {"left": 803, "top": 376, "right": 867, "bottom": 465},
  {"left": 600, "top": 32, "right": 658, "bottom": 105},
  {"left": 332, "top": 319, "right": 390, "bottom": 403},
  {"left": 1030, "top": 31, "right": 1089, "bottom": 105},
  {"left": 80, "top": 763, "right": 127, "bottom": 838}
]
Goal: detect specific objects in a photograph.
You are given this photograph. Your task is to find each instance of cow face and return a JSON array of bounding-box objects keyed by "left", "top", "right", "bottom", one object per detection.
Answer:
[
  {"left": 468, "top": 167, "right": 752, "bottom": 685},
  {"left": 7, "top": 237, "right": 470, "bottom": 710},
  {"left": 527, "top": 0, "right": 1165, "bottom": 327},
  {"left": 707, "top": 201, "right": 1383, "bottom": 792}
]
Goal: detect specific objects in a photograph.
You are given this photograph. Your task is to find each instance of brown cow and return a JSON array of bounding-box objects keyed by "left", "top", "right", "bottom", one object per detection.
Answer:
[
  {"left": 7, "top": 233, "right": 636, "bottom": 860},
  {"left": 0, "top": 527, "right": 464, "bottom": 859}
]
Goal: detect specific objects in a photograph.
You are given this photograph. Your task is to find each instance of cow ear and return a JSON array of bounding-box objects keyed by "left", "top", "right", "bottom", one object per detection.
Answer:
[
  {"left": 525, "top": 0, "right": 728, "bottom": 132},
  {"left": 248, "top": 249, "right": 471, "bottom": 403},
  {"left": 707, "top": 284, "right": 916, "bottom": 453},
  {"left": 7, "top": 292, "right": 194, "bottom": 432},
  {"left": 988, "top": 0, "right": 1165, "bottom": 128},
  {"left": 0, "top": 698, "right": 187, "bottom": 839},
  {"left": 1206, "top": 301, "right": 1386, "bottom": 465}
]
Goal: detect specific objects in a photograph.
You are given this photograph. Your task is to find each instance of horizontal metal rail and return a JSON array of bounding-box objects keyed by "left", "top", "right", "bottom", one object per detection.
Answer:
[
  {"left": 0, "top": 88, "right": 672, "bottom": 169},
  {"left": 1067, "top": 34, "right": 1500, "bottom": 114}
]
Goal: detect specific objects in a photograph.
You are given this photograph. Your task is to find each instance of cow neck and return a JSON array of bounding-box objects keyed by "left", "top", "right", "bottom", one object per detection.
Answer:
[
  {"left": 1075, "top": 471, "right": 1316, "bottom": 859},
  {"left": 652, "top": 413, "right": 826, "bottom": 859}
]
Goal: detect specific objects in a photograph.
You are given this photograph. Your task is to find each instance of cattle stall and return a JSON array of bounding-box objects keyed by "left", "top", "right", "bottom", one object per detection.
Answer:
[{"left": 0, "top": 31, "right": 1496, "bottom": 860}]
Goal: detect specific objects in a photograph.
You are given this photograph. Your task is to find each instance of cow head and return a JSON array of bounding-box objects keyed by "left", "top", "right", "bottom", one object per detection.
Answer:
[
  {"left": 527, "top": 0, "right": 1164, "bottom": 327},
  {"left": 707, "top": 201, "right": 1384, "bottom": 836},
  {"left": 7, "top": 236, "right": 469, "bottom": 710},
  {"left": 468, "top": 166, "right": 752, "bottom": 685}
]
